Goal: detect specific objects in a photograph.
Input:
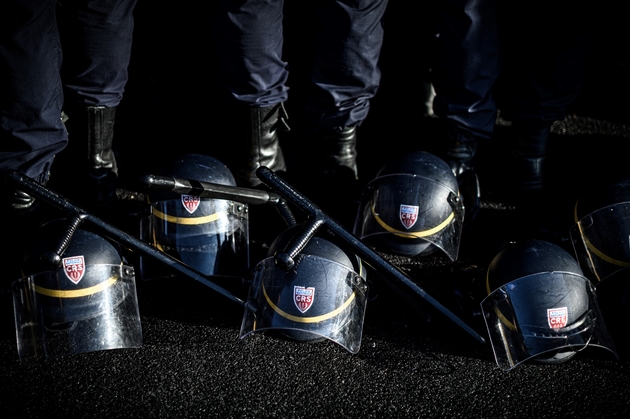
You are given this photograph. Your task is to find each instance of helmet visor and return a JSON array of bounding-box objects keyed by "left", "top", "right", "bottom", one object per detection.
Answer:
[
  {"left": 570, "top": 202, "right": 630, "bottom": 283},
  {"left": 481, "top": 272, "right": 617, "bottom": 371},
  {"left": 12, "top": 264, "right": 142, "bottom": 361},
  {"left": 148, "top": 198, "right": 249, "bottom": 277},
  {"left": 240, "top": 255, "right": 368, "bottom": 354},
  {"left": 354, "top": 174, "right": 463, "bottom": 260}
]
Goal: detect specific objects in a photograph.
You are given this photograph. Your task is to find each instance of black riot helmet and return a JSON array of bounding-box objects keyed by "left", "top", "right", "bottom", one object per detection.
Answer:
[
  {"left": 141, "top": 154, "right": 249, "bottom": 279},
  {"left": 570, "top": 177, "right": 630, "bottom": 357},
  {"left": 353, "top": 151, "right": 464, "bottom": 261},
  {"left": 13, "top": 220, "right": 143, "bottom": 361},
  {"left": 570, "top": 177, "right": 630, "bottom": 283},
  {"left": 240, "top": 223, "right": 368, "bottom": 354},
  {"left": 481, "top": 239, "right": 617, "bottom": 371}
]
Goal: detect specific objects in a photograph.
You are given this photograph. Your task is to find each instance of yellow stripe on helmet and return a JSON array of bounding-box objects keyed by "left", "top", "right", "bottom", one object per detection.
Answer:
[
  {"left": 371, "top": 203, "right": 454, "bottom": 239},
  {"left": 152, "top": 206, "right": 226, "bottom": 225},
  {"left": 262, "top": 283, "right": 355, "bottom": 323},
  {"left": 34, "top": 276, "right": 118, "bottom": 298}
]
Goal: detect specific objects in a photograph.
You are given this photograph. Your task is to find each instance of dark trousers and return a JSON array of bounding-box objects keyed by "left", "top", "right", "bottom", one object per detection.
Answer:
[
  {"left": 212, "top": 0, "right": 388, "bottom": 131},
  {"left": 0, "top": 0, "right": 137, "bottom": 182},
  {"left": 431, "top": 0, "right": 594, "bottom": 141}
]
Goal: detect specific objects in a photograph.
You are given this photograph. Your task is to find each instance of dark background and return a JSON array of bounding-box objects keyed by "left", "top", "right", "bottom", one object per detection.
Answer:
[{"left": 2, "top": 3, "right": 630, "bottom": 418}]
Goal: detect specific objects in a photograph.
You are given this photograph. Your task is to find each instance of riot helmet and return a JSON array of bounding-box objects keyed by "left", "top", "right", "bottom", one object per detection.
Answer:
[
  {"left": 481, "top": 239, "right": 617, "bottom": 371},
  {"left": 570, "top": 177, "right": 630, "bottom": 357},
  {"left": 353, "top": 151, "right": 464, "bottom": 260},
  {"left": 240, "top": 224, "right": 368, "bottom": 354},
  {"left": 141, "top": 154, "right": 249, "bottom": 279},
  {"left": 13, "top": 220, "right": 143, "bottom": 361},
  {"left": 570, "top": 177, "right": 630, "bottom": 283}
]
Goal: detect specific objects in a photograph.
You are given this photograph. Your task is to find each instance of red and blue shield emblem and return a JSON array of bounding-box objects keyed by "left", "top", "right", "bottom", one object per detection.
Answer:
[
  {"left": 547, "top": 307, "right": 568, "bottom": 329},
  {"left": 181, "top": 194, "right": 200, "bottom": 214},
  {"left": 63, "top": 255, "right": 85, "bottom": 284},
  {"left": 399, "top": 204, "right": 419, "bottom": 229},
  {"left": 294, "top": 286, "right": 315, "bottom": 313}
]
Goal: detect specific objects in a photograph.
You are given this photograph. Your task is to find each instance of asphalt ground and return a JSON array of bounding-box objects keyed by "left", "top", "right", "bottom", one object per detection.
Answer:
[{"left": 2, "top": 4, "right": 630, "bottom": 418}]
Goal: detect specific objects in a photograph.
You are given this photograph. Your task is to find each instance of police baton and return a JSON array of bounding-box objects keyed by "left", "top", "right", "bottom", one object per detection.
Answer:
[{"left": 255, "top": 166, "right": 486, "bottom": 344}]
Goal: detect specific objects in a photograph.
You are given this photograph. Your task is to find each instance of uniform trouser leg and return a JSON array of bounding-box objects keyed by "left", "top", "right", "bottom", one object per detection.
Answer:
[
  {"left": 57, "top": 0, "right": 138, "bottom": 170},
  {"left": 431, "top": 0, "right": 500, "bottom": 143},
  {"left": 212, "top": 0, "right": 386, "bottom": 126},
  {"left": 302, "top": 0, "right": 387, "bottom": 186},
  {"left": 496, "top": 1, "right": 593, "bottom": 124},
  {"left": 305, "top": 0, "right": 388, "bottom": 131},
  {"left": 0, "top": 0, "right": 67, "bottom": 184},
  {"left": 56, "top": 0, "right": 137, "bottom": 204},
  {"left": 496, "top": 2, "right": 594, "bottom": 191},
  {"left": 212, "top": 0, "right": 289, "bottom": 107},
  {"left": 212, "top": 0, "right": 289, "bottom": 187},
  {"left": 58, "top": 0, "right": 138, "bottom": 108}
]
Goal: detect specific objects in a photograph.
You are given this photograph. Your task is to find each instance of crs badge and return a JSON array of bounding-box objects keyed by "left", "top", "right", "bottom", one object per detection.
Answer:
[
  {"left": 181, "top": 194, "right": 200, "bottom": 214},
  {"left": 294, "top": 286, "right": 315, "bottom": 314},
  {"left": 62, "top": 255, "right": 85, "bottom": 284},
  {"left": 399, "top": 204, "right": 419, "bottom": 230},
  {"left": 547, "top": 307, "right": 568, "bottom": 329}
]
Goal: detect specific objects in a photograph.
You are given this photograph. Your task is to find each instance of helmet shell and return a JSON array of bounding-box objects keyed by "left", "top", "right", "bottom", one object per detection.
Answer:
[
  {"left": 353, "top": 151, "right": 463, "bottom": 260},
  {"left": 482, "top": 240, "right": 617, "bottom": 370},
  {"left": 145, "top": 154, "right": 249, "bottom": 278},
  {"left": 240, "top": 224, "right": 368, "bottom": 353},
  {"left": 13, "top": 220, "right": 142, "bottom": 361}
]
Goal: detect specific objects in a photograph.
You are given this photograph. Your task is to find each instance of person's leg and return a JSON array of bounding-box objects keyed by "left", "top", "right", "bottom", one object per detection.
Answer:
[
  {"left": 496, "top": 1, "right": 594, "bottom": 191},
  {"left": 0, "top": 0, "right": 68, "bottom": 207},
  {"left": 304, "top": 0, "right": 388, "bottom": 185},
  {"left": 212, "top": 0, "right": 289, "bottom": 187},
  {"left": 57, "top": 0, "right": 138, "bottom": 205},
  {"left": 431, "top": 0, "right": 500, "bottom": 175}
]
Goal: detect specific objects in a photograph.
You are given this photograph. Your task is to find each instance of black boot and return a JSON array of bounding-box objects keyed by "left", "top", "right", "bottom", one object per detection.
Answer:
[
  {"left": 2, "top": 163, "right": 52, "bottom": 211},
  {"left": 8, "top": 189, "right": 36, "bottom": 210},
  {"left": 511, "top": 119, "right": 551, "bottom": 192},
  {"left": 444, "top": 126, "right": 479, "bottom": 178},
  {"left": 237, "top": 103, "right": 289, "bottom": 188},
  {"left": 442, "top": 125, "right": 482, "bottom": 220},
  {"left": 318, "top": 125, "right": 358, "bottom": 185},
  {"left": 86, "top": 106, "right": 118, "bottom": 204},
  {"left": 59, "top": 105, "right": 118, "bottom": 206}
]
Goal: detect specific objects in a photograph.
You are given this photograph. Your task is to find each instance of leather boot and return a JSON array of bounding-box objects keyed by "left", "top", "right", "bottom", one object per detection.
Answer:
[
  {"left": 318, "top": 125, "right": 358, "bottom": 184},
  {"left": 2, "top": 163, "right": 52, "bottom": 211},
  {"left": 9, "top": 189, "right": 37, "bottom": 210},
  {"left": 237, "top": 103, "right": 289, "bottom": 188},
  {"left": 511, "top": 119, "right": 551, "bottom": 192},
  {"left": 85, "top": 106, "right": 118, "bottom": 205},
  {"left": 444, "top": 126, "right": 479, "bottom": 178}
]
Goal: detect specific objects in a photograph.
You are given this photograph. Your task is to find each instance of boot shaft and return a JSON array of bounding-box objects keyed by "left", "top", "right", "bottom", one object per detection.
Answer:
[
  {"left": 237, "top": 103, "right": 288, "bottom": 188},
  {"left": 86, "top": 106, "right": 118, "bottom": 175}
]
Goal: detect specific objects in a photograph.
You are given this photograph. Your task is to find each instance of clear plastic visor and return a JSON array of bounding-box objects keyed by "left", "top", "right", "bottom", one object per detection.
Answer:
[
  {"left": 354, "top": 174, "right": 463, "bottom": 260},
  {"left": 570, "top": 202, "right": 630, "bottom": 283},
  {"left": 145, "top": 199, "right": 249, "bottom": 277},
  {"left": 240, "top": 255, "right": 368, "bottom": 354},
  {"left": 481, "top": 272, "right": 617, "bottom": 371},
  {"left": 12, "top": 264, "right": 142, "bottom": 361}
]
